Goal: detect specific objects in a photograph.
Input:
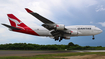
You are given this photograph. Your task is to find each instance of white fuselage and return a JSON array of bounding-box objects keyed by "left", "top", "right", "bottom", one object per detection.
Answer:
[{"left": 32, "top": 25, "right": 102, "bottom": 37}]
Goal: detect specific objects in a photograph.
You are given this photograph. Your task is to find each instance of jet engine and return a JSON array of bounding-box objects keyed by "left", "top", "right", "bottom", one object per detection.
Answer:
[
  {"left": 71, "top": 30, "right": 78, "bottom": 35},
  {"left": 63, "top": 36, "right": 70, "bottom": 39},
  {"left": 55, "top": 24, "right": 65, "bottom": 30},
  {"left": 42, "top": 24, "right": 65, "bottom": 30}
]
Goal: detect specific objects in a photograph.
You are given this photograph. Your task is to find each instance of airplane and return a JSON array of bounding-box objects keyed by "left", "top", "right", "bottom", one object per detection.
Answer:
[{"left": 2, "top": 8, "right": 102, "bottom": 42}]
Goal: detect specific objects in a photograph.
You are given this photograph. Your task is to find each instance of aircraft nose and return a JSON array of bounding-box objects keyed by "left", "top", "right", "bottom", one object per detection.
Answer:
[
  {"left": 98, "top": 28, "right": 102, "bottom": 33},
  {"left": 95, "top": 27, "right": 102, "bottom": 34},
  {"left": 100, "top": 29, "right": 102, "bottom": 33}
]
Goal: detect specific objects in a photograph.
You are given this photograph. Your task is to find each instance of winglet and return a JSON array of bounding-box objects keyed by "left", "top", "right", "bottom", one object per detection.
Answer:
[{"left": 25, "top": 8, "right": 33, "bottom": 13}]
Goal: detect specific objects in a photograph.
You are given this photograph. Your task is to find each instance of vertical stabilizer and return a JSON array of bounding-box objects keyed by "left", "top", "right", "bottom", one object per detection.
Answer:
[{"left": 7, "top": 14, "right": 27, "bottom": 28}]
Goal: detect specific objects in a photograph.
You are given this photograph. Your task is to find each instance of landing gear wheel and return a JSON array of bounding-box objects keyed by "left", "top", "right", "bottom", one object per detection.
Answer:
[
  {"left": 92, "top": 38, "right": 95, "bottom": 40},
  {"left": 55, "top": 37, "right": 59, "bottom": 41},
  {"left": 59, "top": 40, "right": 61, "bottom": 42},
  {"left": 92, "top": 35, "right": 95, "bottom": 40},
  {"left": 59, "top": 37, "right": 63, "bottom": 42}
]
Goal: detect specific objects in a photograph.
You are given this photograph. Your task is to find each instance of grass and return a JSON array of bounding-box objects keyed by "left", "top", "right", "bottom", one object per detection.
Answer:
[
  {"left": 36, "top": 52, "right": 105, "bottom": 57},
  {"left": 0, "top": 52, "right": 105, "bottom": 59},
  {"left": 0, "top": 56, "right": 60, "bottom": 59}
]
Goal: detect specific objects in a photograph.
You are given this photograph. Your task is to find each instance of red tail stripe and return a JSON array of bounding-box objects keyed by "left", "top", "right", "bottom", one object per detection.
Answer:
[
  {"left": 7, "top": 14, "right": 27, "bottom": 27},
  {"left": 7, "top": 14, "right": 21, "bottom": 22},
  {"left": 7, "top": 14, "right": 39, "bottom": 36}
]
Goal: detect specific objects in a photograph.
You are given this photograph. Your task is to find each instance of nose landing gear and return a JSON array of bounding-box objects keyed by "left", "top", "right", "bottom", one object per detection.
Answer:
[
  {"left": 92, "top": 35, "right": 95, "bottom": 40},
  {"left": 54, "top": 37, "right": 63, "bottom": 42}
]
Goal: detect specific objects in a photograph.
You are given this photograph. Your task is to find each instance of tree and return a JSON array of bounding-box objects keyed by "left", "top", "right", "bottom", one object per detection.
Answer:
[{"left": 68, "top": 42, "right": 74, "bottom": 46}]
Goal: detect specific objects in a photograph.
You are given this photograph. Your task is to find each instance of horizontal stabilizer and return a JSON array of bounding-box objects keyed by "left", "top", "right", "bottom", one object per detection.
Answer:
[{"left": 2, "top": 24, "right": 22, "bottom": 30}]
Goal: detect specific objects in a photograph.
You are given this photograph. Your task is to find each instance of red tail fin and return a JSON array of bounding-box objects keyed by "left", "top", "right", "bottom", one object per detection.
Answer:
[{"left": 7, "top": 14, "right": 27, "bottom": 28}]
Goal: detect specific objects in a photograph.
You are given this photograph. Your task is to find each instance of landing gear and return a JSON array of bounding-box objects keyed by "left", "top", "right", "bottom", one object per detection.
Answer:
[
  {"left": 92, "top": 35, "right": 95, "bottom": 40},
  {"left": 92, "top": 38, "right": 95, "bottom": 40},
  {"left": 54, "top": 37, "right": 59, "bottom": 41},
  {"left": 54, "top": 36, "right": 63, "bottom": 42},
  {"left": 59, "top": 37, "right": 63, "bottom": 42}
]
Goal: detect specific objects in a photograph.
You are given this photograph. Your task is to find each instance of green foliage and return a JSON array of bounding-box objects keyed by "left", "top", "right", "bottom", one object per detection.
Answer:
[
  {"left": 68, "top": 42, "right": 74, "bottom": 46},
  {"left": 0, "top": 42, "right": 104, "bottom": 50},
  {"left": 0, "top": 56, "right": 61, "bottom": 59}
]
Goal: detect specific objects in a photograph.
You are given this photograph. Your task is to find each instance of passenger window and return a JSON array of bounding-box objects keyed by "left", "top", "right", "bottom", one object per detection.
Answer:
[
  {"left": 78, "top": 28, "right": 80, "bottom": 30},
  {"left": 37, "top": 29, "right": 39, "bottom": 30},
  {"left": 83, "top": 28, "right": 85, "bottom": 29}
]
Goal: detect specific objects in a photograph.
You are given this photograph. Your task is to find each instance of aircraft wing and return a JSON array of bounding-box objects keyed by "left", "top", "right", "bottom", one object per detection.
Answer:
[
  {"left": 25, "top": 8, "right": 70, "bottom": 37},
  {"left": 25, "top": 8, "right": 67, "bottom": 30},
  {"left": 25, "top": 8, "right": 55, "bottom": 24}
]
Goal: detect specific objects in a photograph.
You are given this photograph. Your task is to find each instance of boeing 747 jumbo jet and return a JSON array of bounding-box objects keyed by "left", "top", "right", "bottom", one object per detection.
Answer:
[{"left": 2, "top": 8, "right": 102, "bottom": 42}]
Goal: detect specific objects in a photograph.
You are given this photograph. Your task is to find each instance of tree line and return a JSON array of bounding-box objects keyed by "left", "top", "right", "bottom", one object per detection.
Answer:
[{"left": 0, "top": 42, "right": 104, "bottom": 50}]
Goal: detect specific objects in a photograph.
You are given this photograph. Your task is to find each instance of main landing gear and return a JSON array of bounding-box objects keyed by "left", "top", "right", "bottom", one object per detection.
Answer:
[
  {"left": 54, "top": 37, "right": 63, "bottom": 42},
  {"left": 54, "top": 37, "right": 59, "bottom": 41},
  {"left": 92, "top": 35, "right": 95, "bottom": 40},
  {"left": 59, "top": 37, "right": 63, "bottom": 42}
]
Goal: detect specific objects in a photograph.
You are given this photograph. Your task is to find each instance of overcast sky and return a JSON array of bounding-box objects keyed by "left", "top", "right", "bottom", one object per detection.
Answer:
[{"left": 0, "top": 0, "right": 105, "bottom": 46}]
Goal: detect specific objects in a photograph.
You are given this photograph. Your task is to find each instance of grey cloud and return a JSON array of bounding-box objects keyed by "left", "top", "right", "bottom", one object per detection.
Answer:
[
  {"left": 96, "top": 5, "right": 105, "bottom": 12},
  {"left": 98, "top": 22, "right": 105, "bottom": 27}
]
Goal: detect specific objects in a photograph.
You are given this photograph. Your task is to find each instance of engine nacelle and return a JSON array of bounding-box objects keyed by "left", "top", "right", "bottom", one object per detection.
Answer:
[
  {"left": 63, "top": 36, "right": 70, "bottom": 39},
  {"left": 56, "top": 24, "right": 65, "bottom": 30},
  {"left": 71, "top": 30, "right": 78, "bottom": 35},
  {"left": 42, "top": 24, "right": 65, "bottom": 30}
]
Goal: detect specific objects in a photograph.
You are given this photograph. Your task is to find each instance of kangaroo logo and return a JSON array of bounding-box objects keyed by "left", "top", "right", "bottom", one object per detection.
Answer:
[{"left": 9, "top": 17, "right": 24, "bottom": 29}]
